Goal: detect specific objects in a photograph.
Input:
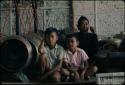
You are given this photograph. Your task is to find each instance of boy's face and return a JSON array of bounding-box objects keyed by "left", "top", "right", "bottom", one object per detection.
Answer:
[
  {"left": 79, "top": 20, "right": 90, "bottom": 32},
  {"left": 67, "top": 37, "right": 78, "bottom": 50},
  {"left": 46, "top": 32, "right": 58, "bottom": 47}
]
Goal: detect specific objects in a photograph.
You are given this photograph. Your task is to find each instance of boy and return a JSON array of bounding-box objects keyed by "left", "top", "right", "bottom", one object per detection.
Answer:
[
  {"left": 62, "top": 34, "right": 89, "bottom": 81},
  {"left": 38, "top": 27, "right": 64, "bottom": 82}
]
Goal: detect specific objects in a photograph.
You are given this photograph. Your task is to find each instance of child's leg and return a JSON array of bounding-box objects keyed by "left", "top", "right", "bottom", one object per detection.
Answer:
[
  {"left": 73, "top": 71, "right": 80, "bottom": 82},
  {"left": 39, "top": 54, "right": 49, "bottom": 73},
  {"left": 78, "top": 64, "right": 98, "bottom": 80},
  {"left": 61, "top": 68, "right": 70, "bottom": 81},
  {"left": 51, "top": 71, "right": 61, "bottom": 82},
  {"left": 61, "top": 68, "right": 70, "bottom": 76},
  {"left": 84, "top": 64, "right": 98, "bottom": 77}
]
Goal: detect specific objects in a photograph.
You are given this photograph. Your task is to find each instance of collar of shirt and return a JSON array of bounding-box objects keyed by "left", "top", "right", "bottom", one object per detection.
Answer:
[
  {"left": 67, "top": 48, "right": 78, "bottom": 55},
  {"left": 46, "top": 44, "right": 59, "bottom": 50},
  {"left": 54, "top": 44, "right": 59, "bottom": 49}
]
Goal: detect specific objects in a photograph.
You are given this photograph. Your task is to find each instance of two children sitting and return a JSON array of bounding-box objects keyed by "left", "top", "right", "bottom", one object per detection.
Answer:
[{"left": 38, "top": 27, "right": 97, "bottom": 82}]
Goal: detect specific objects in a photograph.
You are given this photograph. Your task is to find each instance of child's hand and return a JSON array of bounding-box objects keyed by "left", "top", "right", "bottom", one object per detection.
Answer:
[
  {"left": 74, "top": 72, "right": 80, "bottom": 82},
  {"left": 39, "top": 53, "right": 49, "bottom": 73},
  {"left": 62, "top": 68, "right": 70, "bottom": 76},
  {"left": 80, "top": 72, "right": 85, "bottom": 80},
  {"left": 62, "top": 61, "right": 70, "bottom": 68},
  {"left": 38, "top": 41, "right": 46, "bottom": 55},
  {"left": 69, "top": 68, "right": 77, "bottom": 73},
  {"left": 68, "top": 64, "right": 77, "bottom": 73}
]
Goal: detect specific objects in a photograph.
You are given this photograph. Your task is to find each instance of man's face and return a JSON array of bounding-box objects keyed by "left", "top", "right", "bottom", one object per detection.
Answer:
[
  {"left": 46, "top": 32, "right": 58, "bottom": 46},
  {"left": 79, "top": 20, "right": 90, "bottom": 32}
]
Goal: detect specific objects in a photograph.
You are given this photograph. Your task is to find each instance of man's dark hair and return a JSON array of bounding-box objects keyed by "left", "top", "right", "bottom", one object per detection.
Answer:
[
  {"left": 45, "top": 27, "right": 59, "bottom": 36},
  {"left": 77, "top": 16, "right": 89, "bottom": 25}
]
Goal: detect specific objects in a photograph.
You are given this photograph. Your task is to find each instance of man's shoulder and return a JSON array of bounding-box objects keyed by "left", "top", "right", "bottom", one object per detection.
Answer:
[
  {"left": 83, "top": 32, "right": 97, "bottom": 39},
  {"left": 75, "top": 31, "right": 96, "bottom": 35},
  {"left": 89, "top": 32, "right": 97, "bottom": 36},
  {"left": 74, "top": 32, "right": 80, "bottom": 35},
  {"left": 75, "top": 32, "right": 97, "bottom": 38}
]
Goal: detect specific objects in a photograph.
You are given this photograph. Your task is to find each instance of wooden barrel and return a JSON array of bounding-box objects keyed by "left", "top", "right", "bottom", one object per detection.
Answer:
[
  {"left": 0, "top": 36, "right": 32, "bottom": 72},
  {"left": 0, "top": 33, "right": 43, "bottom": 72},
  {"left": 22, "top": 33, "right": 43, "bottom": 81},
  {"left": 23, "top": 33, "right": 43, "bottom": 66}
]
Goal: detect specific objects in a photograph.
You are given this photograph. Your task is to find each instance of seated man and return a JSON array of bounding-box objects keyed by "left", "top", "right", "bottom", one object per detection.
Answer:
[{"left": 75, "top": 16, "right": 98, "bottom": 75}]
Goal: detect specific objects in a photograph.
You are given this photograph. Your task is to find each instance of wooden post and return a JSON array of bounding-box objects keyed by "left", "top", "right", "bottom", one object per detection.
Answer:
[
  {"left": 32, "top": 0, "right": 38, "bottom": 33},
  {"left": 124, "top": 1, "right": 125, "bottom": 31},
  {"left": 0, "top": 1, "right": 1, "bottom": 32},
  {"left": 9, "top": 1, "right": 12, "bottom": 35},
  {"left": 94, "top": 0, "right": 97, "bottom": 33},
  {"left": 70, "top": 0, "right": 77, "bottom": 32},
  {"left": 14, "top": 0, "right": 20, "bottom": 35}
]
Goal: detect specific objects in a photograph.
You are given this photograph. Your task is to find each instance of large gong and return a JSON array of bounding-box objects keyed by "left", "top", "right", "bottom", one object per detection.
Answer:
[{"left": 0, "top": 36, "right": 32, "bottom": 72}]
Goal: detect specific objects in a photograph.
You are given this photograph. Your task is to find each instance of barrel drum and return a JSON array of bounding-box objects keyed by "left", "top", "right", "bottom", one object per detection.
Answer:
[
  {"left": 23, "top": 33, "right": 43, "bottom": 66},
  {"left": 0, "top": 33, "right": 43, "bottom": 72},
  {"left": 0, "top": 36, "right": 32, "bottom": 72}
]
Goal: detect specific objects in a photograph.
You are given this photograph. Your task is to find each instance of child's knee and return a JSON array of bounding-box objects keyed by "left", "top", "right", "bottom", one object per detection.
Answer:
[
  {"left": 88, "top": 64, "right": 98, "bottom": 73},
  {"left": 85, "top": 65, "right": 98, "bottom": 77},
  {"left": 52, "top": 72, "right": 61, "bottom": 82},
  {"left": 62, "top": 68, "right": 70, "bottom": 76},
  {"left": 92, "top": 65, "right": 98, "bottom": 73}
]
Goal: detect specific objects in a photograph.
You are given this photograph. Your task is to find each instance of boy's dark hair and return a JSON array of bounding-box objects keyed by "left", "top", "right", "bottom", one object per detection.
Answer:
[
  {"left": 45, "top": 27, "right": 59, "bottom": 36},
  {"left": 66, "top": 33, "right": 78, "bottom": 41},
  {"left": 77, "top": 16, "right": 89, "bottom": 25}
]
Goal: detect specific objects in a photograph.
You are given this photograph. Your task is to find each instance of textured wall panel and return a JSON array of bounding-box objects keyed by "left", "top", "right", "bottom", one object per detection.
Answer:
[
  {"left": 73, "top": 1, "right": 95, "bottom": 15},
  {"left": 0, "top": 1, "right": 70, "bottom": 35},
  {"left": 37, "top": 1, "right": 70, "bottom": 32},
  {"left": 73, "top": 1, "right": 124, "bottom": 38},
  {"left": 96, "top": 1, "right": 124, "bottom": 38},
  {"left": 37, "top": 8, "right": 44, "bottom": 31},
  {"left": 96, "top": 1, "right": 124, "bottom": 13},
  {"left": 44, "top": 9, "right": 70, "bottom": 30},
  {"left": 18, "top": 4, "right": 34, "bottom": 34},
  {"left": 96, "top": 12, "right": 124, "bottom": 38},
  {"left": 0, "top": 1, "right": 16, "bottom": 35},
  {"left": 45, "top": 1, "right": 69, "bottom": 7}
]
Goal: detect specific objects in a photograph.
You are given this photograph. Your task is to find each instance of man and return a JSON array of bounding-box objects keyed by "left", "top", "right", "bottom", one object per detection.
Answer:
[{"left": 75, "top": 16, "right": 99, "bottom": 79}]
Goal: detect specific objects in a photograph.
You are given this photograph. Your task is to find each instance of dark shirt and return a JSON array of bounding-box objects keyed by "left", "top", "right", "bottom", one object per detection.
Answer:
[{"left": 75, "top": 32, "right": 99, "bottom": 63}]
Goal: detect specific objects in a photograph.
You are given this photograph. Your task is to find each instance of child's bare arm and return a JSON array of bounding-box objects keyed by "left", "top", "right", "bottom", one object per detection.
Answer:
[
  {"left": 40, "top": 59, "right": 63, "bottom": 81},
  {"left": 74, "top": 71, "right": 81, "bottom": 81},
  {"left": 55, "top": 59, "right": 63, "bottom": 71},
  {"left": 38, "top": 41, "right": 50, "bottom": 72},
  {"left": 80, "top": 61, "right": 88, "bottom": 80},
  {"left": 38, "top": 40, "right": 45, "bottom": 55}
]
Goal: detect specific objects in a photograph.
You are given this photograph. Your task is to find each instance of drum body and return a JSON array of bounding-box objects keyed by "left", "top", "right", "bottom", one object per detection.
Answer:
[{"left": 0, "top": 33, "right": 43, "bottom": 72}]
